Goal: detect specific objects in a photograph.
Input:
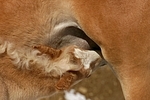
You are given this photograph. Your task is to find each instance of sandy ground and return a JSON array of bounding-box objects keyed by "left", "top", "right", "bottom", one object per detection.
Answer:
[{"left": 42, "top": 65, "right": 125, "bottom": 100}]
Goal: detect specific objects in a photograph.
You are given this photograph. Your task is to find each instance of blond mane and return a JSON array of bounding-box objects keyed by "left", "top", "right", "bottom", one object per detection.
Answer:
[{"left": 0, "top": 40, "right": 64, "bottom": 76}]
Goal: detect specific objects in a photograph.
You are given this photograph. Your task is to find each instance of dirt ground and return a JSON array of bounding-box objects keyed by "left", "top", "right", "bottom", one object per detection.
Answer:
[{"left": 43, "top": 65, "right": 125, "bottom": 100}]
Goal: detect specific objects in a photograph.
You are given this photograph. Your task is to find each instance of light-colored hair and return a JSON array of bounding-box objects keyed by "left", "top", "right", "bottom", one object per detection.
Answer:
[{"left": 0, "top": 40, "right": 64, "bottom": 76}]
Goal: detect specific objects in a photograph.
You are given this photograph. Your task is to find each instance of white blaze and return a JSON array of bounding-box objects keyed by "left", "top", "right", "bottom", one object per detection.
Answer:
[{"left": 74, "top": 48, "right": 100, "bottom": 69}]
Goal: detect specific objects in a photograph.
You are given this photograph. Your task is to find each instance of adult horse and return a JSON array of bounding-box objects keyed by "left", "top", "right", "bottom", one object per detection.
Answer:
[
  {"left": 72, "top": 1, "right": 150, "bottom": 100},
  {"left": 49, "top": 0, "right": 150, "bottom": 100},
  {"left": 1, "top": 0, "right": 150, "bottom": 100}
]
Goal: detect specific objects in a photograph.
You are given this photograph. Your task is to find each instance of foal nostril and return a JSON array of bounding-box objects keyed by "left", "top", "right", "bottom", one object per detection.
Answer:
[{"left": 69, "top": 53, "right": 81, "bottom": 65}]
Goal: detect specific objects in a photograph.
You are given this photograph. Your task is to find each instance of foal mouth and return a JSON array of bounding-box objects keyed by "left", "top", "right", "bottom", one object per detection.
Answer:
[{"left": 48, "top": 26, "right": 106, "bottom": 67}]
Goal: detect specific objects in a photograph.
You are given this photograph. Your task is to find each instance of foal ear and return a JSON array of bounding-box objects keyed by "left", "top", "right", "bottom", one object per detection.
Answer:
[
  {"left": 55, "top": 68, "right": 92, "bottom": 91},
  {"left": 33, "top": 45, "right": 62, "bottom": 59},
  {"left": 55, "top": 72, "right": 77, "bottom": 90}
]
